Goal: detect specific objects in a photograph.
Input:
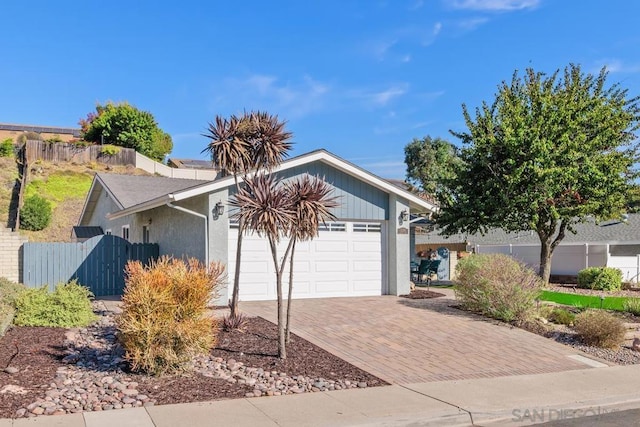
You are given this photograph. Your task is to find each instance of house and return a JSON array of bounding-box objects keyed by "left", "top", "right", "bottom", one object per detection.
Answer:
[
  {"left": 414, "top": 214, "right": 640, "bottom": 282},
  {"left": 78, "top": 149, "right": 437, "bottom": 303}
]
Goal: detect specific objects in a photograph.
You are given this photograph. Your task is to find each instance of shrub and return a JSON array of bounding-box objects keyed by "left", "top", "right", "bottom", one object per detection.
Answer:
[
  {"left": 100, "top": 144, "right": 121, "bottom": 156},
  {"left": 222, "top": 312, "right": 248, "bottom": 332},
  {"left": 0, "top": 138, "right": 14, "bottom": 157},
  {"left": 0, "top": 278, "right": 25, "bottom": 335},
  {"left": 573, "top": 310, "right": 626, "bottom": 349},
  {"left": 547, "top": 307, "right": 576, "bottom": 326},
  {"left": 17, "top": 131, "right": 43, "bottom": 143},
  {"left": 20, "top": 194, "right": 52, "bottom": 231},
  {"left": 45, "top": 135, "right": 63, "bottom": 144},
  {"left": 14, "top": 280, "right": 97, "bottom": 327},
  {"left": 577, "top": 267, "right": 622, "bottom": 291},
  {"left": 623, "top": 298, "right": 640, "bottom": 316},
  {"left": 117, "top": 257, "right": 224, "bottom": 376},
  {"left": 454, "top": 253, "right": 543, "bottom": 323}
]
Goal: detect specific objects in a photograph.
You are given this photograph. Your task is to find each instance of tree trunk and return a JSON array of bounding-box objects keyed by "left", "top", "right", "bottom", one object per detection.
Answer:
[
  {"left": 229, "top": 177, "right": 243, "bottom": 319},
  {"left": 538, "top": 237, "right": 553, "bottom": 285},
  {"left": 269, "top": 237, "right": 286, "bottom": 359},
  {"left": 285, "top": 238, "right": 297, "bottom": 344}
]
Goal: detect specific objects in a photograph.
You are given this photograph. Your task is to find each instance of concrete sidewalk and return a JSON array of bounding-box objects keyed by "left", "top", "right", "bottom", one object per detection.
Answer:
[{"left": 3, "top": 364, "right": 640, "bottom": 427}]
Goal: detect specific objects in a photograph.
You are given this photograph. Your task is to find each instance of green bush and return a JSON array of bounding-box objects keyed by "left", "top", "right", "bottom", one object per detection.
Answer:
[
  {"left": 623, "top": 298, "right": 640, "bottom": 316},
  {"left": 0, "top": 138, "right": 14, "bottom": 157},
  {"left": 548, "top": 307, "right": 576, "bottom": 326},
  {"left": 454, "top": 253, "right": 543, "bottom": 323},
  {"left": 577, "top": 267, "right": 623, "bottom": 291},
  {"left": 117, "top": 257, "right": 224, "bottom": 376},
  {"left": 100, "top": 144, "right": 121, "bottom": 156},
  {"left": 0, "top": 278, "right": 25, "bottom": 335},
  {"left": 14, "top": 280, "right": 97, "bottom": 327},
  {"left": 573, "top": 310, "right": 626, "bottom": 349},
  {"left": 20, "top": 194, "right": 52, "bottom": 231}
]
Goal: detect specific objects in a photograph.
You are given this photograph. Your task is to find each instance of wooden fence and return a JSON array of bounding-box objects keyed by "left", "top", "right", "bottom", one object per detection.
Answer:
[
  {"left": 25, "top": 140, "right": 136, "bottom": 166},
  {"left": 22, "top": 235, "right": 158, "bottom": 297}
]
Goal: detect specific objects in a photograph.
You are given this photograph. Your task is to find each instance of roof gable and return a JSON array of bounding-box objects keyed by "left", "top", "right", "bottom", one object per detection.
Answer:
[{"left": 104, "top": 149, "right": 437, "bottom": 220}]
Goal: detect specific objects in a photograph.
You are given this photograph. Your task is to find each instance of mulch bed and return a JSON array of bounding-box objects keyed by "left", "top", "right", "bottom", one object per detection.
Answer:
[
  {"left": 400, "top": 289, "right": 446, "bottom": 299},
  {"left": 0, "top": 317, "right": 387, "bottom": 418}
]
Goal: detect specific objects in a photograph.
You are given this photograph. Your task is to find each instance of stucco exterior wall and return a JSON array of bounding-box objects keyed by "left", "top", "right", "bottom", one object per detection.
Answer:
[{"left": 387, "top": 194, "right": 411, "bottom": 296}]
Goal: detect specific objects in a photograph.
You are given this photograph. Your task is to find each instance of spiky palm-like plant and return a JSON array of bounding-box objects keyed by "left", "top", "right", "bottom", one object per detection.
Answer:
[
  {"left": 231, "top": 173, "right": 294, "bottom": 358},
  {"left": 203, "top": 112, "right": 292, "bottom": 320},
  {"left": 283, "top": 175, "right": 338, "bottom": 343}
]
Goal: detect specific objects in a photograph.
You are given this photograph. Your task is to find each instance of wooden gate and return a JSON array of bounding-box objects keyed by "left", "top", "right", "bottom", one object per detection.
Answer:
[{"left": 22, "top": 235, "right": 158, "bottom": 297}]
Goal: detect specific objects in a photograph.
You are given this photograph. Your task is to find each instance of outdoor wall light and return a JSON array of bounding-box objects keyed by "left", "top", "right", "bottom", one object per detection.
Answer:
[
  {"left": 214, "top": 202, "right": 225, "bottom": 216},
  {"left": 400, "top": 210, "right": 409, "bottom": 222}
]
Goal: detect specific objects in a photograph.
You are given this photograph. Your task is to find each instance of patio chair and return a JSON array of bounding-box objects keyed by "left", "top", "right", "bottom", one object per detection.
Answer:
[{"left": 412, "top": 259, "right": 441, "bottom": 288}]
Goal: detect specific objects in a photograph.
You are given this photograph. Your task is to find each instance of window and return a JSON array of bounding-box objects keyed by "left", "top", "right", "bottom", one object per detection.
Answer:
[
  {"left": 353, "top": 223, "right": 382, "bottom": 233},
  {"left": 105, "top": 229, "right": 112, "bottom": 235},
  {"left": 122, "top": 225, "right": 130, "bottom": 241},
  {"left": 142, "top": 225, "right": 150, "bottom": 243},
  {"left": 318, "top": 222, "right": 346, "bottom": 232}
]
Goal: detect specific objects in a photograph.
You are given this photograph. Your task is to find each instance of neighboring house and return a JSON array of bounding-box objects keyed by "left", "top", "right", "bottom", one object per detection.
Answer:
[
  {"left": 167, "top": 158, "right": 218, "bottom": 171},
  {"left": 78, "top": 149, "right": 437, "bottom": 303},
  {"left": 0, "top": 123, "right": 81, "bottom": 142},
  {"left": 415, "top": 214, "right": 640, "bottom": 282}
]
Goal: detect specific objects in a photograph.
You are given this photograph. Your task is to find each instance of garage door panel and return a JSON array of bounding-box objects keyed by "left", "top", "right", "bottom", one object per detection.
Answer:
[
  {"left": 315, "top": 260, "right": 349, "bottom": 273},
  {"left": 291, "top": 281, "right": 311, "bottom": 295},
  {"left": 315, "top": 280, "right": 349, "bottom": 293},
  {"left": 353, "top": 260, "right": 381, "bottom": 272},
  {"left": 314, "top": 241, "right": 348, "bottom": 252},
  {"left": 352, "top": 241, "right": 380, "bottom": 252}
]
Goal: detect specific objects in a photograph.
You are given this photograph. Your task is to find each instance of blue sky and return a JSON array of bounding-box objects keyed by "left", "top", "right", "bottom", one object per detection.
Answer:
[{"left": 1, "top": 0, "right": 639, "bottom": 178}]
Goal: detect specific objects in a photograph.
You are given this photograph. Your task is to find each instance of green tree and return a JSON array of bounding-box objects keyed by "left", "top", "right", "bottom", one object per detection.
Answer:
[
  {"left": 404, "top": 136, "right": 461, "bottom": 197},
  {"left": 439, "top": 64, "right": 640, "bottom": 284},
  {"left": 202, "top": 111, "right": 293, "bottom": 322},
  {"left": 80, "top": 102, "right": 173, "bottom": 161}
]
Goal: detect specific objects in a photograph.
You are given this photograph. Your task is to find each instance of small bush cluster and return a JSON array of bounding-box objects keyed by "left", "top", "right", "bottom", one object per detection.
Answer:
[
  {"left": 547, "top": 307, "right": 575, "bottom": 326},
  {"left": 577, "top": 267, "right": 622, "bottom": 291},
  {"left": 0, "top": 138, "right": 14, "bottom": 157},
  {"left": 20, "top": 194, "right": 52, "bottom": 231},
  {"left": 623, "top": 298, "right": 640, "bottom": 316},
  {"left": 14, "top": 280, "right": 97, "bottom": 327},
  {"left": 17, "top": 131, "right": 43, "bottom": 143},
  {"left": 117, "top": 257, "right": 224, "bottom": 376},
  {"left": 573, "top": 310, "right": 626, "bottom": 349},
  {"left": 100, "top": 144, "right": 121, "bottom": 156},
  {"left": 454, "top": 253, "right": 543, "bottom": 323},
  {"left": 0, "top": 278, "right": 25, "bottom": 335}
]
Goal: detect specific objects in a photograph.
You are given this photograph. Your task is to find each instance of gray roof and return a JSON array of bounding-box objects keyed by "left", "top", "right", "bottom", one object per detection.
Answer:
[
  {"left": 415, "top": 214, "right": 640, "bottom": 246},
  {"left": 97, "top": 174, "right": 210, "bottom": 209},
  {"left": 72, "top": 226, "right": 103, "bottom": 239}
]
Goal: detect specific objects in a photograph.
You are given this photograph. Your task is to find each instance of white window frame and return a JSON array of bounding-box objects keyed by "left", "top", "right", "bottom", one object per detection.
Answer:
[
  {"left": 353, "top": 223, "right": 382, "bottom": 233},
  {"left": 105, "top": 229, "right": 112, "bottom": 235},
  {"left": 122, "top": 225, "right": 130, "bottom": 241},
  {"left": 142, "top": 225, "right": 150, "bottom": 243},
  {"left": 318, "top": 221, "right": 347, "bottom": 232}
]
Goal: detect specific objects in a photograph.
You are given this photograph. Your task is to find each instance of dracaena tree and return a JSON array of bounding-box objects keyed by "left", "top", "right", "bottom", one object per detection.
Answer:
[
  {"left": 439, "top": 64, "right": 640, "bottom": 284},
  {"left": 232, "top": 173, "right": 338, "bottom": 359},
  {"left": 283, "top": 175, "right": 339, "bottom": 343},
  {"left": 202, "top": 111, "right": 293, "bottom": 320}
]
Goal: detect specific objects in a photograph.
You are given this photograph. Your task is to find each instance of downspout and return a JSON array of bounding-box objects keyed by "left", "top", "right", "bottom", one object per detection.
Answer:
[{"left": 166, "top": 200, "right": 209, "bottom": 265}]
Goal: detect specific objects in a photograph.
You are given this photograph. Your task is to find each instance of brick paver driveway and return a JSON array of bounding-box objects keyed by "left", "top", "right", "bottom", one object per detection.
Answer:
[{"left": 240, "top": 292, "right": 596, "bottom": 384}]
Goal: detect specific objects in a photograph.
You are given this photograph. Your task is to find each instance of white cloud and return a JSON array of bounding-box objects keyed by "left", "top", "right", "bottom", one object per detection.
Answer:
[
  {"left": 433, "top": 22, "right": 443, "bottom": 36},
  {"left": 370, "top": 85, "right": 409, "bottom": 106},
  {"left": 214, "top": 74, "right": 330, "bottom": 118},
  {"left": 591, "top": 58, "right": 640, "bottom": 74},
  {"left": 449, "top": 0, "right": 540, "bottom": 11},
  {"left": 401, "top": 54, "right": 412, "bottom": 63},
  {"left": 456, "top": 17, "right": 490, "bottom": 30}
]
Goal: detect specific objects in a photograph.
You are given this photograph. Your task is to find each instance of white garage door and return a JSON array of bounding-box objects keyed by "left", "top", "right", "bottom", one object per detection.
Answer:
[{"left": 228, "top": 221, "right": 384, "bottom": 301}]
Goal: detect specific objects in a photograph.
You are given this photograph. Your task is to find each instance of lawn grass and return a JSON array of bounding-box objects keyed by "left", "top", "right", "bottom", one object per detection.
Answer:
[
  {"left": 25, "top": 171, "right": 93, "bottom": 207},
  {"left": 539, "top": 290, "right": 636, "bottom": 311}
]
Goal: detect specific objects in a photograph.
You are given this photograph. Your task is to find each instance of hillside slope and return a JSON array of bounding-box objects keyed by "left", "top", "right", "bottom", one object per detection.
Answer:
[{"left": 1, "top": 158, "right": 150, "bottom": 242}]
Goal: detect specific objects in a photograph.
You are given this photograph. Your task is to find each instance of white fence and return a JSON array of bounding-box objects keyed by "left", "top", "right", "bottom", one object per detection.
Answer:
[
  {"left": 474, "top": 243, "right": 639, "bottom": 283},
  {"left": 135, "top": 153, "right": 218, "bottom": 181}
]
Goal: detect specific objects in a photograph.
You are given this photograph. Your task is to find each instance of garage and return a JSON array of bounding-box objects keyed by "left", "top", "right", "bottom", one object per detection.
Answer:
[{"left": 229, "top": 221, "right": 384, "bottom": 301}]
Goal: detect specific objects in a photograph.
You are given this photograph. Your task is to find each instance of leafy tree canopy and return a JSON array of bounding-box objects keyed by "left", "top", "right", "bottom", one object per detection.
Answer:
[
  {"left": 80, "top": 102, "right": 173, "bottom": 161},
  {"left": 439, "top": 64, "right": 640, "bottom": 283},
  {"left": 404, "top": 136, "right": 461, "bottom": 198}
]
